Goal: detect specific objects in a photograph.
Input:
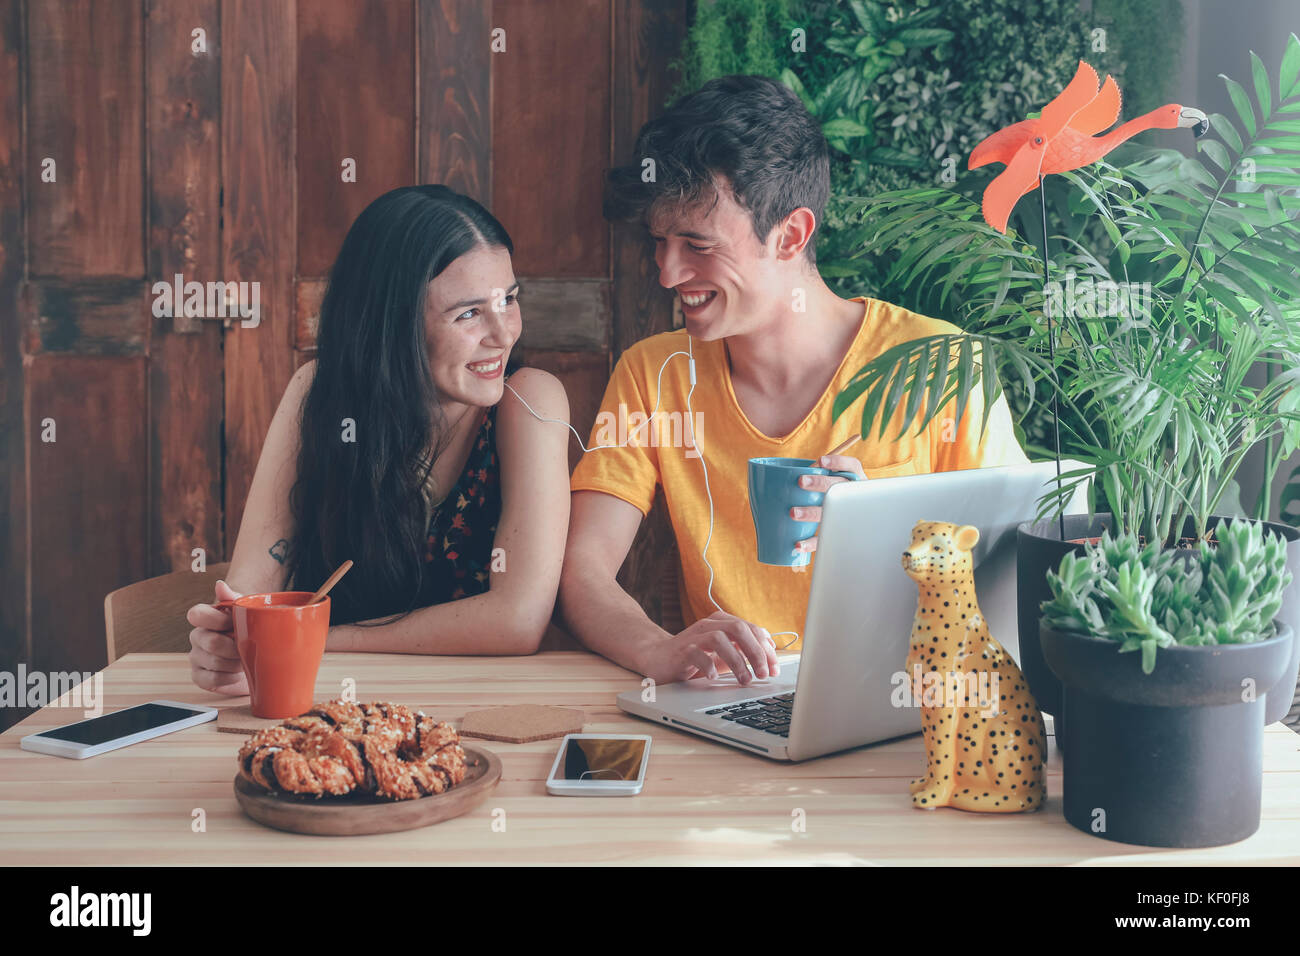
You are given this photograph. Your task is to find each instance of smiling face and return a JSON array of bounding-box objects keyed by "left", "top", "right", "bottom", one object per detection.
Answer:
[
  {"left": 423, "top": 244, "right": 521, "bottom": 407},
  {"left": 649, "top": 177, "right": 811, "bottom": 341}
]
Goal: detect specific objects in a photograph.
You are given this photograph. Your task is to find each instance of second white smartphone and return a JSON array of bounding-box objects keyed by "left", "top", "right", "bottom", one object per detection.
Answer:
[{"left": 545, "top": 733, "right": 652, "bottom": 796}]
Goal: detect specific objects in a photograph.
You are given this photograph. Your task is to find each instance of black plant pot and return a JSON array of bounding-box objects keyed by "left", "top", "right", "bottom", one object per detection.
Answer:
[
  {"left": 1017, "top": 513, "right": 1300, "bottom": 737},
  {"left": 1016, "top": 513, "right": 1115, "bottom": 745},
  {"left": 1041, "top": 621, "right": 1292, "bottom": 848}
]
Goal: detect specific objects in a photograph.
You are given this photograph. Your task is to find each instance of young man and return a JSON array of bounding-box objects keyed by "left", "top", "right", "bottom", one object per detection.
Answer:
[{"left": 559, "top": 75, "right": 1029, "bottom": 687}]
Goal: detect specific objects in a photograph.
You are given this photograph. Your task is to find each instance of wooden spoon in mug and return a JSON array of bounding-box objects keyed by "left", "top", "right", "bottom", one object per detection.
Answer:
[
  {"left": 209, "top": 560, "right": 353, "bottom": 613},
  {"left": 308, "top": 559, "right": 353, "bottom": 605}
]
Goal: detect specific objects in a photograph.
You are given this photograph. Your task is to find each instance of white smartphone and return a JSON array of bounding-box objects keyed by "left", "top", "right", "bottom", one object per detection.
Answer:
[
  {"left": 20, "top": 700, "right": 218, "bottom": 759},
  {"left": 545, "top": 733, "right": 652, "bottom": 796}
]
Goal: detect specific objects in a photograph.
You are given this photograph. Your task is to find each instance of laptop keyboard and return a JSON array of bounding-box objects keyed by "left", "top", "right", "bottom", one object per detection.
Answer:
[{"left": 703, "top": 692, "right": 794, "bottom": 737}]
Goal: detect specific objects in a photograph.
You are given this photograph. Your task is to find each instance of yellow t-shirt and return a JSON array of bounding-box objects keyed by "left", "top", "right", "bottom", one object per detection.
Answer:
[{"left": 570, "top": 296, "right": 1030, "bottom": 649}]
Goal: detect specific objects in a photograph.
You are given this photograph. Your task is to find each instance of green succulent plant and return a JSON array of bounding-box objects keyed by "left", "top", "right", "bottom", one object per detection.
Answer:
[{"left": 1040, "top": 518, "right": 1293, "bottom": 673}]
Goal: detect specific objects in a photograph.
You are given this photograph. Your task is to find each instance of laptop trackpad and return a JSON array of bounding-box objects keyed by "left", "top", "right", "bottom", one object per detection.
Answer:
[
  {"left": 700, "top": 674, "right": 785, "bottom": 690},
  {"left": 657, "top": 665, "right": 800, "bottom": 709}
]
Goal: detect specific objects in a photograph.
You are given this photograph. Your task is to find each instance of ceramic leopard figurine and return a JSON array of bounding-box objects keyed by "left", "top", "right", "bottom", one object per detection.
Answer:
[{"left": 901, "top": 520, "right": 1046, "bottom": 812}]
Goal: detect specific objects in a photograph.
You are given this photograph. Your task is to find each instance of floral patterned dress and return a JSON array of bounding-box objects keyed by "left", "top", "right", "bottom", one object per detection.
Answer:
[{"left": 419, "top": 369, "right": 516, "bottom": 604}]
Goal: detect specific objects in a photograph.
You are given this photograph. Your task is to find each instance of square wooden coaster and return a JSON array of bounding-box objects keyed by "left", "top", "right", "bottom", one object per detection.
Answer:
[{"left": 459, "top": 704, "right": 585, "bottom": 743}]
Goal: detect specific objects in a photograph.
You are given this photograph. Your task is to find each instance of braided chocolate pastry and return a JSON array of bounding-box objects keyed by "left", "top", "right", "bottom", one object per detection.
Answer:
[{"left": 237, "top": 700, "right": 467, "bottom": 800}]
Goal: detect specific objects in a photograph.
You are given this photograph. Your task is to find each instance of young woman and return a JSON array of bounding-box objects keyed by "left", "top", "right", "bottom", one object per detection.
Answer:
[{"left": 187, "top": 185, "right": 571, "bottom": 695}]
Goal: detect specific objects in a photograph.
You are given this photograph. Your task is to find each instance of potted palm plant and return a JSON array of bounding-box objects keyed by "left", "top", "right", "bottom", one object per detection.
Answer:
[
  {"left": 831, "top": 36, "right": 1300, "bottom": 731},
  {"left": 1039, "top": 519, "right": 1293, "bottom": 847}
]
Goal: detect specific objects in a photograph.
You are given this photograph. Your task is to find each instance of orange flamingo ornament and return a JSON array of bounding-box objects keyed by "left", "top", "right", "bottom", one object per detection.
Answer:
[
  {"left": 969, "top": 60, "right": 1208, "bottom": 233},
  {"left": 965, "top": 60, "right": 1207, "bottom": 543}
]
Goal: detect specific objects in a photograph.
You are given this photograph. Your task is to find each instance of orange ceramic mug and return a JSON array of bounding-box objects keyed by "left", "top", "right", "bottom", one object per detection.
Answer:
[{"left": 214, "top": 592, "right": 330, "bottom": 719}]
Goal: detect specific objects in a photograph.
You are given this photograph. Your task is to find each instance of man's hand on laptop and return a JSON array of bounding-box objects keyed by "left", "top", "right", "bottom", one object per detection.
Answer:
[
  {"left": 792, "top": 453, "right": 867, "bottom": 555},
  {"left": 638, "top": 611, "right": 780, "bottom": 686}
]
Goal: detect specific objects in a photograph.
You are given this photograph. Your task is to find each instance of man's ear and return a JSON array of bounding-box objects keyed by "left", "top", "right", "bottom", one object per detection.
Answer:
[{"left": 773, "top": 207, "right": 816, "bottom": 261}]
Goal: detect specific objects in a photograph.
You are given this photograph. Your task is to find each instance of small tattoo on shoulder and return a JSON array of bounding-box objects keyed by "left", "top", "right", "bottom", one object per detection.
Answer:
[{"left": 269, "top": 539, "right": 289, "bottom": 564}]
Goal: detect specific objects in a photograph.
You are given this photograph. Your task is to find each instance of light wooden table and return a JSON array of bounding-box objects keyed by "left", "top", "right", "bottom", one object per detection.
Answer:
[{"left": 2, "top": 651, "right": 1299, "bottom": 865}]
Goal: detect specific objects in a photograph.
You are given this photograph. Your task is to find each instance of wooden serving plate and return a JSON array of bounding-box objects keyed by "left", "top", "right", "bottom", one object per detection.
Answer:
[{"left": 233, "top": 744, "right": 502, "bottom": 836}]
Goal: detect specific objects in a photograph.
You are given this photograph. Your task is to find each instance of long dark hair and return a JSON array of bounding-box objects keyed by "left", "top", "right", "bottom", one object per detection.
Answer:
[{"left": 285, "top": 184, "right": 514, "bottom": 625}]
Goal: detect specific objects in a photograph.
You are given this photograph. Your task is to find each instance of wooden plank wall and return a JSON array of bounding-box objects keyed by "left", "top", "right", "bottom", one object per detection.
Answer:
[
  {"left": 147, "top": 0, "right": 223, "bottom": 604},
  {"left": 0, "top": 0, "right": 687, "bottom": 732},
  {"left": 222, "top": 0, "right": 296, "bottom": 546},
  {"left": 24, "top": 0, "right": 148, "bottom": 685},
  {"left": 0, "top": 0, "right": 26, "bottom": 695}
]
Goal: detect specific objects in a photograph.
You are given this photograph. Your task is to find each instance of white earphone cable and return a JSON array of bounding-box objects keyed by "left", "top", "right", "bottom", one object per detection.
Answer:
[{"left": 504, "top": 329, "right": 800, "bottom": 653}]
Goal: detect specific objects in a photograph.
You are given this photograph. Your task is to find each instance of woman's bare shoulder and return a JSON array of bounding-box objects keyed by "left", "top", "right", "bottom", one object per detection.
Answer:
[{"left": 502, "top": 366, "right": 569, "bottom": 423}]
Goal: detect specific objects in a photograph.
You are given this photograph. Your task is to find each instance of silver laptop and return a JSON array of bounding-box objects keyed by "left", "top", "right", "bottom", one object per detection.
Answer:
[{"left": 617, "top": 460, "right": 1092, "bottom": 761}]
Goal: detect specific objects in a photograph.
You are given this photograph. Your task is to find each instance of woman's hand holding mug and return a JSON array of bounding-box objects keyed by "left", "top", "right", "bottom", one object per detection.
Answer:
[{"left": 188, "top": 579, "right": 249, "bottom": 695}]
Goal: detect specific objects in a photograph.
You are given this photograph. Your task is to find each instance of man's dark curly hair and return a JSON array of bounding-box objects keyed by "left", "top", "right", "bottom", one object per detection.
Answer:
[{"left": 603, "top": 74, "right": 830, "bottom": 265}]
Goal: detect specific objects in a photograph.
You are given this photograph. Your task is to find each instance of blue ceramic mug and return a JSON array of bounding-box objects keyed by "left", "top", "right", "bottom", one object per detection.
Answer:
[{"left": 748, "top": 457, "right": 863, "bottom": 567}]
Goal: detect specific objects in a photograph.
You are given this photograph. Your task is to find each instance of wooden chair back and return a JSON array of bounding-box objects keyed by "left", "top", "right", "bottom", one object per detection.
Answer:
[{"left": 104, "top": 562, "right": 230, "bottom": 661}]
